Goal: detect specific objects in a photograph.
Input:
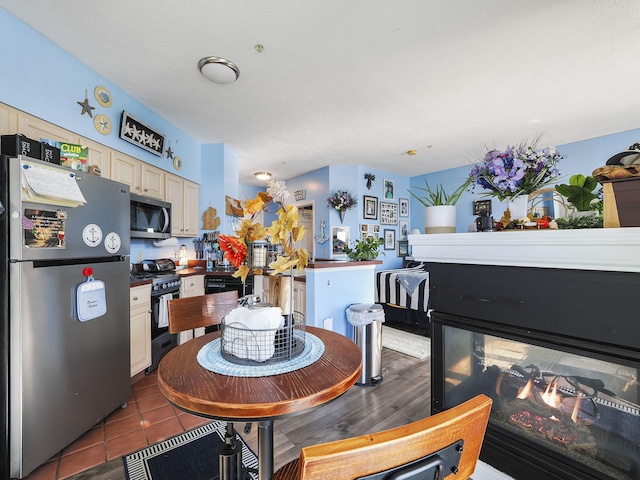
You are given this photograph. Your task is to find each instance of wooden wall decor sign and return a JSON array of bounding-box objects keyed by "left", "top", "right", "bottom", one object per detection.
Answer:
[
  {"left": 225, "top": 195, "right": 243, "bottom": 217},
  {"left": 119, "top": 111, "right": 166, "bottom": 156}
]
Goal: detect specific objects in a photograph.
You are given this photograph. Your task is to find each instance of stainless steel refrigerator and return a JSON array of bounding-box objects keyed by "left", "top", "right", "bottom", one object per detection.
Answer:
[{"left": 1, "top": 155, "right": 131, "bottom": 479}]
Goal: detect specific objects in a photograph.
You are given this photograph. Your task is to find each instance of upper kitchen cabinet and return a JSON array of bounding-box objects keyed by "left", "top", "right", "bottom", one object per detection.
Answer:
[
  {"left": 81, "top": 137, "right": 111, "bottom": 178},
  {"left": 0, "top": 103, "right": 19, "bottom": 135},
  {"left": 166, "top": 173, "right": 199, "bottom": 237},
  {"left": 17, "top": 112, "right": 79, "bottom": 144},
  {"left": 111, "top": 151, "right": 165, "bottom": 200}
]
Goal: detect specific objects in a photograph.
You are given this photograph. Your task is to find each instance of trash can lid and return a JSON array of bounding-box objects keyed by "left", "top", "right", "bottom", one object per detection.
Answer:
[{"left": 349, "top": 303, "right": 383, "bottom": 313}]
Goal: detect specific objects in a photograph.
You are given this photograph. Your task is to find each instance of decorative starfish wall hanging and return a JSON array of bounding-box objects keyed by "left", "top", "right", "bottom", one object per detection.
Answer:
[
  {"left": 77, "top": 90, "right": 95, "bottom": 118},
  {"left": 165, "top": 140, "right": 174, "bottom": 159}
]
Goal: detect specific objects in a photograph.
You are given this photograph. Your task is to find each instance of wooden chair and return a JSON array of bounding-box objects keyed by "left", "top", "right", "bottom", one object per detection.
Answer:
[
  {"left": 271, "top": 394, "right": 492, "bottom": 480},
  {"left": 166, "top": 290, "right": 256, "bottom": 477},
  {"left": 167, "top": 290, "right": 239, "bottom": 336}
]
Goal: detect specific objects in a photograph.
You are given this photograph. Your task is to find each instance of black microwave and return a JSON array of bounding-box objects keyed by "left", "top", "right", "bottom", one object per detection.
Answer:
[{"left": 130, "top": 193, "right": 172, "bottom": 239}]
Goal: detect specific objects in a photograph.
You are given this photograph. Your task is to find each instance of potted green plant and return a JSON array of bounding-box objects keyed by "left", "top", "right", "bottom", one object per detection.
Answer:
[
  {"left": 408, "top": 178, "right": 471, "bottom": 233},
  {"left": 343, "top": 236, "right": 385, "bottom": 261},
  {"left": 554, "top": 174, "right": 601, "bottom": 213},
  {"left": 408, "top": 178, "right": 471, "bottom": 207}
]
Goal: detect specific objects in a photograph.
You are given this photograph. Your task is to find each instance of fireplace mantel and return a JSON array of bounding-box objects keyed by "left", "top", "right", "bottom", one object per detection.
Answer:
[{"left": 409, "top": 227, "right": 640, "bottom": 273}]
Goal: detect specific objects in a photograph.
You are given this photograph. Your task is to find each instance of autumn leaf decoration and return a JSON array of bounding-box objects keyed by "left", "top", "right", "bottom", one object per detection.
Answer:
[{"left": 219, "top": 181, "right": 309, "bottom": 283}]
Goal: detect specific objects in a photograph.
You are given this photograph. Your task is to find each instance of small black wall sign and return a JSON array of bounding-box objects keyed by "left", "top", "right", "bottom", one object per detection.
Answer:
[{"left": 119, "top": 111, "right": 166, "bottom": 157}]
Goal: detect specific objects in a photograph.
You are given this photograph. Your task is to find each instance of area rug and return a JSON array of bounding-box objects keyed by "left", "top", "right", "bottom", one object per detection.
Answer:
[
  {"left": 123, "top": 421, "right": 258, "bottom": 480},
  {"left": 382, "top": 325, "right": 431, "bottom": 360}
]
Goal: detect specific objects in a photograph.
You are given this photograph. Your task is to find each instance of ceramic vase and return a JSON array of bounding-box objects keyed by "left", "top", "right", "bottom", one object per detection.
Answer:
[{"left": 507, "top": 194, "right": 529, "bottom": 220}]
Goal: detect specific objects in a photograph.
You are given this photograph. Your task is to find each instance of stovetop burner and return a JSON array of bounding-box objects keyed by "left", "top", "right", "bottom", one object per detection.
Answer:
[{"left": 133, "top": 258, "right": 181, "bottom": 289}]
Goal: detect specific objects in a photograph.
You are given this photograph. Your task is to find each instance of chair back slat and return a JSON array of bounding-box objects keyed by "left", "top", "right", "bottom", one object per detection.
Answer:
[
  {"left": 273, "top": 394, "right": 492, "bottom": 480},
  {"left": 167, "top": 290, "right": 238, "bottom": 334}
]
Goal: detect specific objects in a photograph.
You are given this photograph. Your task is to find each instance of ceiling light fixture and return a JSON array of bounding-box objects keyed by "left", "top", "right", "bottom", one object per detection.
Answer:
[
  {"left": 407, "top": 149, "right": 417, "bottom": 155},
  {"left": 254, "top": 172, "right": 272, "bottom": 181},
  {"left": 198, "top": 56, "right": 240, "bottom": 84}
]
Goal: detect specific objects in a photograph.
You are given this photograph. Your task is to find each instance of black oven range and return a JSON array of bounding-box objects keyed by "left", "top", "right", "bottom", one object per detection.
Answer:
[{"left": 131, "top": 258, "right": 182, "bottom": 373}]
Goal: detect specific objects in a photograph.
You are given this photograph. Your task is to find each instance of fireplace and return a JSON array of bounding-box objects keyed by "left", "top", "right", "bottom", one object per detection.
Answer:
[{"left": 428, "top": 262, "right": 640, "bottom": 480}]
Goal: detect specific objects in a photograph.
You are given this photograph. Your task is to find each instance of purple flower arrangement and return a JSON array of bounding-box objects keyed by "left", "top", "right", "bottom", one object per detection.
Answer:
[
  {"left": 327, "top": 190, "right": 357, "bottom": 210},
  {"left": 469, "top": 142, "right": 563, "bottom": 201}
]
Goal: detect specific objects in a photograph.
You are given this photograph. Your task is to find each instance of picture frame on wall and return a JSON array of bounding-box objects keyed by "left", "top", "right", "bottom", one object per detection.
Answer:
[
  {"left": 399, "top": 221, "right": 409, "bottom": 240},
  {"left": 380, "top": 201, "right": 398, "bottom": 225},
  {"left": 399, "top": 198, "right": 409, "bottom": 217},
  {"left": 398, "top": 240, "right": 409, "bottom": 257},
  {"left": 363, "top": 195, "right": 378, "bottom": 220},
  {"left": 384, "top": 229, "right": 396, "bottom": 250},
  {"left": 383, "top": 179, "right": 395, "bottom": 200}
]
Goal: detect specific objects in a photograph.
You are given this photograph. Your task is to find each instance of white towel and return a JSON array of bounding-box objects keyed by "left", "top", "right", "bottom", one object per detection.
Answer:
[
  {"left": 223, "top": 306, "right": 284, "bottom": 362},
  {"left": 157, "top": 293, "right": 173, "bottom": 328}
]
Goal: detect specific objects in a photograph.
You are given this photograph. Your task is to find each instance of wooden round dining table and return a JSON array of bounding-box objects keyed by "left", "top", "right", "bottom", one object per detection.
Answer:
[{"left": 157, "top": 326, "right": 362, "bottom": 480}]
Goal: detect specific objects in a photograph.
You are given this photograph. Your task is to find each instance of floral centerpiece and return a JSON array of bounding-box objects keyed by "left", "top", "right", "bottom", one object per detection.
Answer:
[
  {"left": 327, "top": 190, "right": 357, "bottom": 223},
  {"left": 218, "top": 180, "right": 308, "bottom": 283},
  {"left": 469, "top": 140, "right": 563, "bottom": 202}
]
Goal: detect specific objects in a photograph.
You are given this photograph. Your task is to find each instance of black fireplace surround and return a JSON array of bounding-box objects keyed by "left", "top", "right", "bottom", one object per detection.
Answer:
[{"left": 429, "top": 263, "right": 640, "bottom": 480}]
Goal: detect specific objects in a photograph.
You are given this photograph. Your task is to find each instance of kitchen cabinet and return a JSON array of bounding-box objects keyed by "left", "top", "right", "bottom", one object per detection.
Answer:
[
  {"left": 269, "top": 275, "right": 306, "bottom": 317},
  {"left": 177, "top": 274, "right": 205, "bottom": 344},
  {"left": 0, "top": 102, "right": 19, "bottom": 135},
  {"left": 81, "top": 137, "right": 111, "bottom": 178},
  {"left": 111, "top": 151, "right": 165, "bottom": 200},
  {"left": 294, "top": 278, "right": 306, "bottom": 317},
  {"left": 166, "top": 173, "right": 199, "bottom": 237},
  {"left": 130, "top": 284, "right": 152, "bottom": 377},
  {"left": 17, "top": 112, "right": 79, "bottom": 144}
]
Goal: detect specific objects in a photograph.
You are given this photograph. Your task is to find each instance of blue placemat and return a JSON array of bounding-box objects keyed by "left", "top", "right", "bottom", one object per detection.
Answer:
[{"left": 197, "top": 332, "right": 325, "bottom": 377}]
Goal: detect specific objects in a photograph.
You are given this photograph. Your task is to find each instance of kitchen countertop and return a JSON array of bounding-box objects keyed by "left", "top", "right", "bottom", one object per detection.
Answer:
[{"left": 130, "top": 278, "right": 152, "bottom": 288}]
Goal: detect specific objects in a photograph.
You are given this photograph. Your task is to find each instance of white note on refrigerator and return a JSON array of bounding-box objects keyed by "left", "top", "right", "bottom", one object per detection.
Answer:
[{"left": 20, "top": 160, "right": 87, "bottom": 206}]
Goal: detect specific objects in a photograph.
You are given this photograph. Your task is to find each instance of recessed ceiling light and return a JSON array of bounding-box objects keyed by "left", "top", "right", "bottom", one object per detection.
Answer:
[
  {"left": 254, "top": 172, "right": 272, "bottom": 181},
  {"left": 198, "top": 56, "right": 240, "bottom": 84}
]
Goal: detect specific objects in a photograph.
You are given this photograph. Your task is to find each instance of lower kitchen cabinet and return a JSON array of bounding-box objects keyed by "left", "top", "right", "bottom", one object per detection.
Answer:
[
  {"left": 177, "top": 274, "right": 205, "bottom": 344},
  {"left": 294, "top": 279, "right": 306, "bottom": 317},
  {"left": 130, "top": 284, "right": 152, "bottom": 377}
]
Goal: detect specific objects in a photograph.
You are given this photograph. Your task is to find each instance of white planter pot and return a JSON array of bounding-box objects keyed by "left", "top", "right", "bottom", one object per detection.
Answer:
[
  {"left": 507, "top": 194, "right": 529, "bottom": 220},
  {"left": 424, "top": 205, "right": 456, "bottom": 234}
]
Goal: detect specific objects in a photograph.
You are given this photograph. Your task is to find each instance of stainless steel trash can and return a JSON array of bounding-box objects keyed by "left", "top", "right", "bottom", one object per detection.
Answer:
[{"left": 347, "top": 303, "right": 384, "bottom": 386}]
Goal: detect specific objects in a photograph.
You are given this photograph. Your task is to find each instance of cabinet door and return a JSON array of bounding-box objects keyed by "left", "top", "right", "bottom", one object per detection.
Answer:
[
  {"left": 130, "top": 285, "right": 151, "bottom": 376},
  {"left": 82, "top": 137, "right": 112, "bottom": 179},
  {"left": 294, "top": 280, "right": 306, "bottom": 317},
  {"left": 182, "top": 180, "right": 199, "bottom": 236},
  {"left": 141, "top": 163, "right": 165, "bottom": 200},
  {"left": 0, "top": 103, "right": 19, "bottom": 135},
  {"left": 181, "top": 275, "right": 204, "bottom": 297},
  {"left": 111, "top": 152, "right": 141, "bottom": 193},
  {"left": 178, "top": 275, "right": 205, "bottom": 343},
  {"left": 18, "top": 112, "right": 79, "bottom": 144},
  {"left": 165, "top": 173, "right": 185, "bottom": 235}
]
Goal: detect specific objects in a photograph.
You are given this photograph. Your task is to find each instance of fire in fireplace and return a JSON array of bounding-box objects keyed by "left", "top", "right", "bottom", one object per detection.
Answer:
[{"left": 429, "top": 262, "right": 640, "bottom": 480}]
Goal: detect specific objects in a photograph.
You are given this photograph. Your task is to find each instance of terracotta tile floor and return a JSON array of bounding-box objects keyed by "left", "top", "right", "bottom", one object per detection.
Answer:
[{"left": 22, "top": 370, "right": 212, "bottom": 480}]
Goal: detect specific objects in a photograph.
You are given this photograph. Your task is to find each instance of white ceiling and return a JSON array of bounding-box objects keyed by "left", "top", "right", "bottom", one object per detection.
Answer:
[{"left": 2, "top": 1, "right": 640, "bottom": 185}]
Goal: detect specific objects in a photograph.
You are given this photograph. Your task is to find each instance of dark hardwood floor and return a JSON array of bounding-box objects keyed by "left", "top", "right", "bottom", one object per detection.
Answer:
[{"left": 65, "top": 347, "right": 430, "bottom": 480}]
